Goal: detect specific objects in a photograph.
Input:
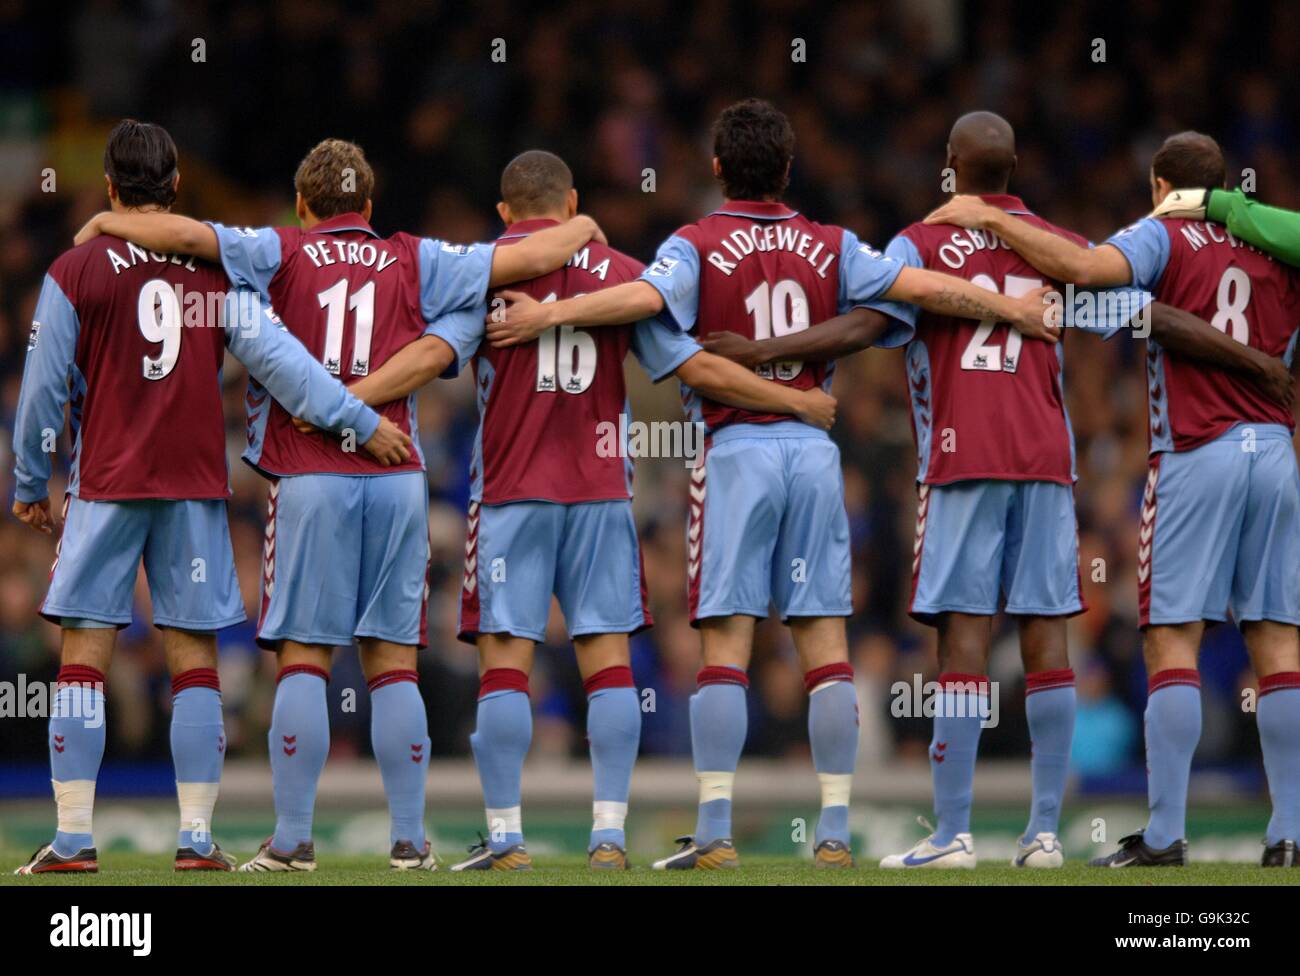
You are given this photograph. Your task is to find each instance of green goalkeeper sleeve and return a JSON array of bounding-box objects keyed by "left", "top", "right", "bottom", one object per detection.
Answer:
[{"left": 1206, "top": 188, "right": 1300, "bottom": 268}]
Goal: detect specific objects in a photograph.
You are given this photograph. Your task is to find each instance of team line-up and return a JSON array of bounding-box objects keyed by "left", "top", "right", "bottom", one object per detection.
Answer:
[{"left": 10, "top": 99, "right": 1300, "bottom": 874}]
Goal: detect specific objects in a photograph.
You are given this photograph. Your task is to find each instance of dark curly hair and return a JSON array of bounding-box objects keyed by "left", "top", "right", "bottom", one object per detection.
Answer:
[
  {"left": 104, "top": 119, "right": 178, "bottom": 209},
  {"left": 711, "top": 98, "right": 795, "bottom": 202}
]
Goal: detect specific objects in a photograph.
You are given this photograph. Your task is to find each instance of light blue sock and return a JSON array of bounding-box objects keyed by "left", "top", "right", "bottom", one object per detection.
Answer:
[
  {"left": 931, "top": 675, "right": 985, "bottom": 846},
  {"left": 587, "top": 684, "right": 641, "bottom": 849},
  {"left": 269, "top": 670, "right": 329, "bottom": 852},
  {"left": 691, "top": 673, "right": 748, "bottom": 845},
  {"left": 370, "top": 675, "right": 429, "bottom": 848},
  {"left": 50, "top": 673, "right": 106, "bottom": 856},
  {"left": 1143, "top": 675, "right": 1201, "bottom": 849},
  {"left": 470, "top": 686, "right": 532, "bottom": 852},
  {"left": 170, "top": 681, "right": 224, "bottom": 854},
  {"left": 808, "top": 676, "right": 858, "bottom": 846},
  {"left": 1257, "top": 682, "right": 1300, "bottom": 845},
  {"left": 1023, "top": 677, "right": 1075, "bottom": 841}
]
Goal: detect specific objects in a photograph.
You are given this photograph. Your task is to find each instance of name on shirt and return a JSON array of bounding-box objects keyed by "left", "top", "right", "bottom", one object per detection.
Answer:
[
  {"left": 1177, "top": 221, "right": 1272, "bottom": 260},
  {"left": 301, "top": 240, "right": 399, "bottom": 272},
  {"left": 568, "top": 246, "right": 612, "bottom": 280},
  {"left": 935, "top": 229, "right": 1012, "bottom": 270},
  {"left": 106, "top": 242, "right": 199, "bottom": 275},
  {"left": 703, "top": 224, "right": 837, "bottom": 278}
]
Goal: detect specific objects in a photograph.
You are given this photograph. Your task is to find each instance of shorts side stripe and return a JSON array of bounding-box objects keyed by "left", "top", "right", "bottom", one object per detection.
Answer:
[
  {"left": 1138, "top": 458, "right": 1159, "bottom": 627},
  {"left": 686, "top": 449, "right": 707, "bottom": 621}
]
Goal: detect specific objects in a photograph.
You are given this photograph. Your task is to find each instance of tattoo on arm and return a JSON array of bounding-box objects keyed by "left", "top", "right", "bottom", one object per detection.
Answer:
[{"left": 927, "top": 287, "right": 1003, "bottom": 321}]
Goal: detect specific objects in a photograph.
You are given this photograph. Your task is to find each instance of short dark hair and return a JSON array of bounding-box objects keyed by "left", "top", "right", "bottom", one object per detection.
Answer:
[
  {"left": 1152, "top": 131, "right": 1226, "bottom": 189},
  {"left": 294, "top": 139, "right": 375, "bottom": 219},
  {"left": 104, "top": 119, "right": 178, "bottom": 208},
  {"left": 712, "top": 98, "right": 795, "bottom": 201},
  {"left": 500, "top": 150, "right": 573, "bottom": 216}
]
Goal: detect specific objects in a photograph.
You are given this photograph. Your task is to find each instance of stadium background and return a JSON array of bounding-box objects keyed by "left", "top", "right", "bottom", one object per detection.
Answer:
[{"left": 0, "top": 0, "right": 1295, "bottom": 862}]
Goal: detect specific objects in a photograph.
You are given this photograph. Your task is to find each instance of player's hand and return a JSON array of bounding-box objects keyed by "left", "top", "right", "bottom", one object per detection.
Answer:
[
  {"left": 923, "top": 195, "right": 1000, "bottom": 230},
  {"left": 486, "top": 290, "right": 553, "bottom": 347},
  {"left": 73, "top": 212, "right": 110, "bottom": 247},
  {"left": 1008, "top": 285, "right": 1061, "bottom": 342},
  {"left": 361, "top": 417, "right": 413, "bottom": 466},
  {"left": 699, "top": 330, "right": 764, "bottom": 368},
  {"left": 1150, "top": 188, "right": 1210, "bottom": 221},
  {"left": 12, "top": 497, "right": 54, "bottom": 535},
  {"left": 291, "top": 416, "right": 321, "bottom": 436},
  {"left": 576, "top": 214, "right": 608, "bottom": 246},
  {"left": 1253, "top": 355, "right": 1296, "bottom": 411},
  {"left": 794, "top": 388, "right": 837, "bottom": 430}
]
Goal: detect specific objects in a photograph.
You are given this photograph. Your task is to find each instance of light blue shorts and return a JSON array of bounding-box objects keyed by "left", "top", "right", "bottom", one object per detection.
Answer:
[
  {"left": 43, "top": 495, "right": 243, "bottom": 631},
  {"left": 458, "top": 498, "right": 650, "bottom": 643},
  {"left": 257, "top": 471, "right": 430, "bottom": 649},
  {"left": 909, "top": 479, "right": 1084, "bottom": 623},
  {"left": 1141, "top": 424, "right": 1300, "bottom": 628},
  {"left": 688, "top": 422, "right": 851, "bottom": 623}
]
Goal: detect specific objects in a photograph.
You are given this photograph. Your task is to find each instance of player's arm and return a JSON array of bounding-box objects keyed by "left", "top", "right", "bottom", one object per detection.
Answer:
[
  {"left": 223, "top": 292, "right": 412, "bottom": 464},
  {"left": 487, "top": 215, "right": 606, "bottom": 286},
  {"left": 923, "top": 196, "right": 1133, "bottom": 287},
  {"left": 10, "top": 274, "right": 79, "bottom": 534},
  {"left": 1201, "top": 189, "right": 1300, "bottom": 269},
  {"left": 699, "top": 307, "right": 893, "bottom": 367},
  {"left": 839, "top": 228, "right": 1056, "bottom": 340},
  {"left": 347, "top": 335, "right": 458, "bottom": 406},
  {"left": 630, "top": 316, "right": 836, "bottom": 429},
  {"left": 487, "top": 280, "right": 665, "bottom": 347},
  {"left": 882, "top": 266, "right": 1059, "bottom": 338},
  {"left": 1146, "top": 302, "right": 1294, "bottom": 408},
  {"left": 301, "top": 305, "right": 480, "bottom": 425},
  {"left": 673, "top": 352, "right": 837, "bottom": 429},
  {"left": 74, "top": 211, "right": 220, "bottom": 262}
]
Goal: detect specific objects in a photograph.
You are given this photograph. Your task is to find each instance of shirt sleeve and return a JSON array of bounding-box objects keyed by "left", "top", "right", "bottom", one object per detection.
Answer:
[
  {"left": 638, "top": 235, "right": 701, "bottom": 333},
  {"left": 630, "top": 316, "right": 703, "bottom": 382},
  {"left": 223, "top": 291, "right": 380, "bottom": 443},
  {"left": 423, "top": 303, "right": 486, "bottom": 379},
  {"left": 209, "top": 223, "right": 283, "bottom": 296},
  {"left": 1207, "top": 188, "right": 1300, "bottom": 269},
  {"left": 12, "top": 274, "right": 79, "bottom": 503},
  {"left": 1103, "top": 217, "right": 1170, "bottom": 290},
  {"left": 846, "top": 232, "right": 919, "bottom": 348},
  {"left": 418, "top": 238, "right": 496, "bottom": 321},
  {"left": 838, "top": 227, "right": 907, "bottom": 310}
]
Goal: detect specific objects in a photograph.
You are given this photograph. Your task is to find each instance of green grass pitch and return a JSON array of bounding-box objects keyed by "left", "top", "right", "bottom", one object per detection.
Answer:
[{"left": 1, "top": 851, "right": 1293, "bottom": 886}]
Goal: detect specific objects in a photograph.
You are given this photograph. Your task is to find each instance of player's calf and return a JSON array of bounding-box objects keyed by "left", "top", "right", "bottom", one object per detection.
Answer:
[
  {"left": 582, "top": 663, "right": 640, "bottom": 856},
  {"left": 366, "top": 666, "right": 430, "bottom": 856},
  {"left": 804, "top": 661, "right": 858, "bottom": 861}
]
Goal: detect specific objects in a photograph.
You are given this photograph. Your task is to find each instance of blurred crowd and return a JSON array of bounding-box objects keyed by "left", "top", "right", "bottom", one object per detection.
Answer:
[{"left": 1, "top": 0, "right": 1295, "bottom": 788}]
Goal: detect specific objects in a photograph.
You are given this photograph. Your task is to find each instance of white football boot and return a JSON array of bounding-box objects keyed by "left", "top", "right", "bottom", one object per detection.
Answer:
[
  {"left": 879, "top": 817, "right": 976, "bottom": 869},
  {"left": 1012, "top": 831, "right": 1064, "bottom": 868}
]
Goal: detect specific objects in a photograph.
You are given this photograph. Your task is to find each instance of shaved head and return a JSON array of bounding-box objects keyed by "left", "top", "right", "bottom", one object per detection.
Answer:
[
  {"left": 500, "top": 149, "right": 574, "bottom": 218},
  {"left": 946, "top": 111, "right": 1017, "bottom": 194}
]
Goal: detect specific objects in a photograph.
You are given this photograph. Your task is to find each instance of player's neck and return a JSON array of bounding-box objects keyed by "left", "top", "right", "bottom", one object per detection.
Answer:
[
  {"left": 510, "top": 211, "right": 566, "bottom": 226},
  {"left": 956, "top": 185, "right": 1010, "bottom": 197},
  {"left": 111, "top": 203, "right": 170, "bottom": 215}
]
